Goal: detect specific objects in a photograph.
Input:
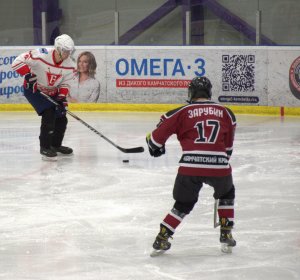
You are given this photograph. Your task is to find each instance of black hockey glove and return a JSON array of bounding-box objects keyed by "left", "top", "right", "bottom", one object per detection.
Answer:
[
  {"left": 24, "top": 73, "right": 37, "bottom": 93},
  {"left": 146, "top": 133, "right": 166, "bottom": 157},
  {"left": 55, "top": 97, "right": 68, "bottom": 114},
  {"left": 152, "top": 145, "right": 166, "bottom": 157}
]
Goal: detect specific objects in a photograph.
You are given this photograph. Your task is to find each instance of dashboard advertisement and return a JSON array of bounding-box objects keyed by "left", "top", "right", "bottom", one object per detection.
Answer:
[{"left": 0, "top": 46, "right": 299, "bottom": 106}]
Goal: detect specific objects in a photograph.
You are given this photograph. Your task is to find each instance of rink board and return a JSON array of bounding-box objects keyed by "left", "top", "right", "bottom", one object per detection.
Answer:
[{"left": 0, "top": 103, "right": 299, "bottom": 116}]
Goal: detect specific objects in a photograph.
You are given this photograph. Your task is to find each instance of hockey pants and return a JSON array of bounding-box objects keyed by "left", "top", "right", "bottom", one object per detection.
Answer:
[{"left": 39, "top": 107, "right": 68, "bottom": 149}]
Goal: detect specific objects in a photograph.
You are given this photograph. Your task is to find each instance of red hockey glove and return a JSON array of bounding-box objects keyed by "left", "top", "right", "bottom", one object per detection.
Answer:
[
  {"left": 56, "top": 85, "right": 69, "bottom": 100},
  {"left": 24, "top": 73, "right": 37, "bottom": 93},
  {"left": 146, "top": 133, "right": 166, "bottom": 157}
]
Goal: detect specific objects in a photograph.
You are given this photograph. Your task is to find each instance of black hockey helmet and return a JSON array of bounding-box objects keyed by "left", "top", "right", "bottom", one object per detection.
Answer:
[{"left": 188, "top": 76, "right": 212, "bottom": 102}]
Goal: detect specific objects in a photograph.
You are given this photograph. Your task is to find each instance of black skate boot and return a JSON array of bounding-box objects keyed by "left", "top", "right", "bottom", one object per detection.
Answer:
[
  {"left": 40, "top": 147, "right": 57, "bottom": 161},
  {"left": 220, "top": 218, "right": 236, "bottom": 253},
  {"left": 150, "top": 225, "right": 173, "bottom": 257},
  {"left": 51, "top": 146, "right": 73, "bottom": 155}
]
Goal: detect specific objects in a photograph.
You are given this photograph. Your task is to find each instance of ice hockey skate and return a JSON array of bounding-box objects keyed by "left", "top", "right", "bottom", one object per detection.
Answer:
[
  {"left": 40, "top": 147, "right": 57, "bottom": 161},
  {"left": 51, "top": 146, "right": 73, "bottom": 156},
  {"left": 150, "top": 226, "right": 172, "bottom": 257},
  {"left": 219, "top": 218, "right": 236, "bottom": 253}
]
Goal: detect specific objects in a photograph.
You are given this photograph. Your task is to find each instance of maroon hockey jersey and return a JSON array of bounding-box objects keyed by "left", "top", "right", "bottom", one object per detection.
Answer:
[{"left": 150, "top": 101, "right": 236, "bottom": 177}]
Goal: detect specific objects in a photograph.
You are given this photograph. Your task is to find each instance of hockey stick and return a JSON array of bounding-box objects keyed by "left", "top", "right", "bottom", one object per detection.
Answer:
[
  {"left": 214, "top": 199, "right": 220, "bottom": 228},
  {"left": 39, "top": 92, "right": 144, "bottom": 153}
]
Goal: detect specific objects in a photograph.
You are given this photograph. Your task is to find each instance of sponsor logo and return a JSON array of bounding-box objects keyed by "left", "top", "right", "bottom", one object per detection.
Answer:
[
  {"left": 289, "top": 56, "right": 300, "bottom": 100},
  {"left": 115, "top": 57, "right": 206, "bottom": 88},
  {"left": 46, "top": 69, "right": 62, "bottom": 86}
]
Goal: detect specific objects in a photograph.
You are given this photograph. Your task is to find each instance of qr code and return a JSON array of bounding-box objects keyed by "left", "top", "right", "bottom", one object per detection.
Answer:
[{"left": 222, "top": 55, "right": 255, "bottom": 92}]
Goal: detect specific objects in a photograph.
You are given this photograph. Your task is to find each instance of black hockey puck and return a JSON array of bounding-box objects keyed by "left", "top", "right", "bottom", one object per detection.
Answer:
[{"left": 123, "top": 160, "right": 129, "bottom": 163}]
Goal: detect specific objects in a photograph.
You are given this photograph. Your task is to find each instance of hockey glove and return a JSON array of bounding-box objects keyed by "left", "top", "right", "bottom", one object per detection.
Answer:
[
  {"left": 24, "top": 73, "right": 37, "bottom": 93},
  {"left": 55, "top": 97, "right": 68, "bottom": 112},
  {"left": 62, "top": 99, "right": 68, "bottom": 111},
  {"left": 146, "top": 133, "right": 166, "bottom": 157},
  {"left": 57, "top": 85, "right": 69, "bottom": 100},
  {"left": 55, "top": 86, "right": 69, "bottom": 112}
]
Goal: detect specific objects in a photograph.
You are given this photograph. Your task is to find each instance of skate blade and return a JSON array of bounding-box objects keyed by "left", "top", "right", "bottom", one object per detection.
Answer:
[
  {"left": 150, "top": 249, "right": 167, "bottom": 257},
  {"left": 221, "top": 243, "right": 233, "bottom": 254},
  {"left": 42, "top": 155, "right": 58, "bottom": 161}
]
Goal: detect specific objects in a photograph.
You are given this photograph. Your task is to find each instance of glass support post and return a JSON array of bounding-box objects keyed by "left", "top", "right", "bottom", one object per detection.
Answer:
[{"left": 186, "top": 10, "right": 191, "bottom": 45}]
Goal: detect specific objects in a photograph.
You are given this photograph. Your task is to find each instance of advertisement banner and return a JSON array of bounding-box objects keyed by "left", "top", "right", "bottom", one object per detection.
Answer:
[
  {"left": 0, "top": 48, "right": 25, "bottom": 103},
  {"left": 107, "top": 46, "right": 267, "bottom": 105},
  {"left": 268, "top": 48, "right": 300, "bottom": 107},
  {"left": 1, "top": 46, "right": 300, "bottom": 107}
]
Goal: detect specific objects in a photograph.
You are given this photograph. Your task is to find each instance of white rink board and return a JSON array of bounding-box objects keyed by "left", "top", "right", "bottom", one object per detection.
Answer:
[{"left": 1, "top": 46, "right": 300, "bottom": 106}]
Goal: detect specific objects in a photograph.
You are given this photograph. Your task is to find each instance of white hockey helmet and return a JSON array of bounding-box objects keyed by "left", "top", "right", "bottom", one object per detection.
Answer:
[{"left": 54, "top": 34, "right": 75, "bottom": 54}]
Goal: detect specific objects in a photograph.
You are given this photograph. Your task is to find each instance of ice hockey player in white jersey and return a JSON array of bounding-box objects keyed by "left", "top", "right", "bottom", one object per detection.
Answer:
[{"left": 12, "top": 34, "right": 76, "bottom": 161}]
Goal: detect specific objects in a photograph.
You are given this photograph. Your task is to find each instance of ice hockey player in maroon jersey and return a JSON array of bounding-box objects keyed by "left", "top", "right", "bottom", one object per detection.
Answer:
[
  {"left": 146, "top": 76, "right": 237, "bottom": 256},
  {"left": 12, "top": 34, "right": 76, "bottom": 161}
]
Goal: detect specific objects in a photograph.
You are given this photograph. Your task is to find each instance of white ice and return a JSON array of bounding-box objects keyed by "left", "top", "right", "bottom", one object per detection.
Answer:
[{"left": 0, "top": 111, "right": 299, "bottom": 280}]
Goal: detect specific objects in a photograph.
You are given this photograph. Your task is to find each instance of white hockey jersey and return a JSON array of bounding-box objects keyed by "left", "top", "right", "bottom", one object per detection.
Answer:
[{"left": 12, "top": 47, "right": 76, "bottom": 96}]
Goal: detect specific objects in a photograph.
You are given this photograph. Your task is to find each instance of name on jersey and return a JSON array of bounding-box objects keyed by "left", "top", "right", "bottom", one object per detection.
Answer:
[
  {"left": 188, "top": 107, "right": 223, "bottom": 118},
  {"left": 180, "top": 154, "right": 228, "bottom": 165}
]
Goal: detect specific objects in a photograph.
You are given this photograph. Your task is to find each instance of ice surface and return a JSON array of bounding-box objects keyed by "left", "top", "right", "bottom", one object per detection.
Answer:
[{"left": 0, "top": 112, "right": 299, "bottom": 280}]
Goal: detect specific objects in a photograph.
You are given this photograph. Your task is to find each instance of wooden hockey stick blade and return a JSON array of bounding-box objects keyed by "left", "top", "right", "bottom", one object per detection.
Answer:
[{"left": 118, "top": 146, "right": 144, "bottom": 153}]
